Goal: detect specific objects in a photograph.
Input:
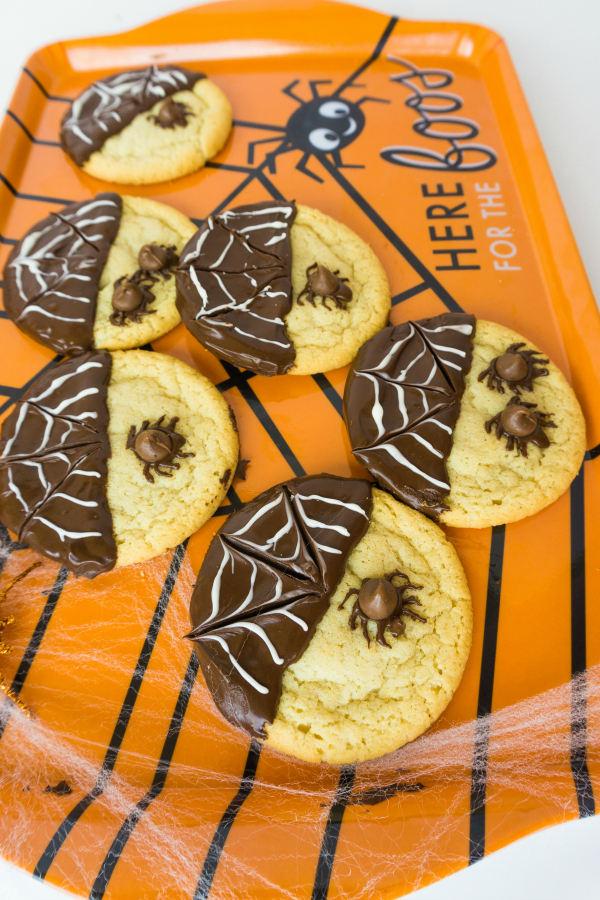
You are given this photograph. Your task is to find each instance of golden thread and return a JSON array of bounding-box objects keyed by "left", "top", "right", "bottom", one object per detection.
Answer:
[
  {"left": 0, "top": 672, "right": 31, "bottom": 717},
  {"left": 0, "top": 560, "right": 43, "bottom": 717}
]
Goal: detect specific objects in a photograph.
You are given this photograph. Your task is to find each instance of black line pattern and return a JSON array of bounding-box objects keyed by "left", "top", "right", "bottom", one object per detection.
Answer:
[
  {"left": 0, "top": 170, "right": 73, "bottom": 206},
  {"left": 0, "top": 355, "right": 61, "bottom": 416},
  {"left": 0, "top": 564, "right": 68, "bottom": 741},
  {"left": 586, "top": 443, "right": 600, "bottom": 461},
  {"left": 469, "top": 525, "right": 505, "bottom": 864},
  {"left": 391, "top": 282, "right": 428, "bottom": 306},
  {"left": 22, "top": 68, "right": 71, "bottom": 102},
  {"left": 311, "top": 765, "right": 356, "bottom": 900},
  {"left": 89, "top": 651, "right": 200, "bottom": 900},
  {"left": 311, "top": 373, "right": 344, "bottom": 416},
  {"left": 319, "top": 158, "right": 463, "bottom": 315},
  {"left": 220, "top": 361, "right": 306, "bottom": 477},
  {"left": 569, "top": 466, "right": 595, "bottom": 817},
  {"left": 5, "top": 110, "right": 62, "bottom": 147},
  {"left": 33, "top": 541, "right": 189, "bottom": 880},
  {"left": 193, "top": 739, "right": 262, "bottom": 900}
]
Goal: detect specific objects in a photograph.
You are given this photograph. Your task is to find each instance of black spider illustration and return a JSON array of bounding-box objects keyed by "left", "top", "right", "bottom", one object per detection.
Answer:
[
  {"left": 247, "top": 79, "right": 389, "bottom": 182},
  {"left": 126, "top": 416, "right": 194, "bottom": 483},
  {"left": 339, "top": 570, "right": 425, "bottom": 648}
]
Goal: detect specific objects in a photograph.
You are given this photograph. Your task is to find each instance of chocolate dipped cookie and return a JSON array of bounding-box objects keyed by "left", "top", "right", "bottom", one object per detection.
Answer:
[
  {"left": 344, "top": 315, "right": 586, "bottom": 528},
  {"left": 187, "top": 478, "right": 472, "bottom": 764},
  {"left": 176, "top": 201, "right": 391, "bottom": 376},
  {"left": 0, "top": 349, "right": 238, "bottom": 576},
  {"left": 4, "top": 194, "right": 196, "bottom": 356},
  {"left": 60, "top": 65, "right": 232, "bottom": 184}
]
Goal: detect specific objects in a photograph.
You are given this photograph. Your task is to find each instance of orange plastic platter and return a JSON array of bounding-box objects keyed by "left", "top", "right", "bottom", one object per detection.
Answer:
[{"left": 1, "top": 2, "right": 600, "bottom": 898}]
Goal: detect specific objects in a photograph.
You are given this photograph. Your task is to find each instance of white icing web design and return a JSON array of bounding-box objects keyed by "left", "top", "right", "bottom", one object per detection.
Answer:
[
  {"left": 188, "top": 477, "right": 372, "bottom": 729},
  {"left": 5, "top": 194, "right": 122, "bottom": 355},
  {"left": 176, "top": 203, "right": 297, "bottom": 374},
  {"left": 62, "top": 66, "right": 197, "bottom": 149},
  {"left": 0, "top": 353, "right": 115, "bottom": 576},
  {"left": 345, "top": 314, "right": 474, "bottom": 517}
]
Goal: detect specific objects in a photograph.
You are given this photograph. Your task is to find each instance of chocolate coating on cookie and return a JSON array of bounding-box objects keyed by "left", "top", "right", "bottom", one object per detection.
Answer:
[
  {"left": 176, "top": 201, "right": 297, "bottom": 375},
  {"left": 343, "top": 313, "right": 475, "bottom": 520},
  {"left": 186, "top": 474, "right": 372, "bottom": 738},
  {"left": 60, "top": 65, "right": 205, "bottom": 166},
  {"left": 3, "top": 194, "right": 122, "bottom": 355},
  {"left": 0, "top": 352, "right": 116, "bottom": 577},
  {"left": 478, "top": 342, "right": 549, "bottom": 395}
]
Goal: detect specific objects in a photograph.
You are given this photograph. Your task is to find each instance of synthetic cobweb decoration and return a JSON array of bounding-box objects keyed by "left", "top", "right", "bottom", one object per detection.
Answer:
[
  {"left": 0, "top": 540, "right": 598, "bottom": 900},
  {"left": 0, "top": 561, "right": 41, "bottom": 716}
]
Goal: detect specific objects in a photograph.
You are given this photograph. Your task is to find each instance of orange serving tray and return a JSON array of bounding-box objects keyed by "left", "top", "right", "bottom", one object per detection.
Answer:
[{"left": 1, "top": 2, "right": 600, "bottom": 898}]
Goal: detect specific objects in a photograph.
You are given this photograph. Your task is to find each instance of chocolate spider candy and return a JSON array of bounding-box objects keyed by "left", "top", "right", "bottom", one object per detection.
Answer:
[
  {"left": 187, "top": 476, "right": 472, "bottom": 764},
  {"left": 175, "top": 200, "right": 391, "bottom": 376},
  {"left": 0, "top": 350, "right": 238, "bottom": 577},
  {"left": 3, "top": 194, "right": 197, "bottom": 356},
  {"left": 60, "top": 65, "right": 232, "bottom": 185},
  {"left": 343, "top": 315, "right": 586, "bottom": 528}
]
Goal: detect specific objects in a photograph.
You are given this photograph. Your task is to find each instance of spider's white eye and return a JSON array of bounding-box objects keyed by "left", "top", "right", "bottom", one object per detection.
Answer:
[
  {"left": 319, "top": 100, "right": 350, "bottom": 118},
  {"left": 309, "top": 128, "right": 341, "bottom": 151}
]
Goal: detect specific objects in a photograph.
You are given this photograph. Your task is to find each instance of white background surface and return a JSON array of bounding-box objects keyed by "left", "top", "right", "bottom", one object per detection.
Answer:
[{"left": 1, "top": 1, "right": 600, "bottom": 898}]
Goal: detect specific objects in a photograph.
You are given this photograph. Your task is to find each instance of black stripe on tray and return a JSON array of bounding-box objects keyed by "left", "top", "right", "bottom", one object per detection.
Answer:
[
  {"left": 0, "top": 355, "right": 62, "bottom": 416},
  {"left": 33, "top": 540, "right": 188, "bottom": 881},
  {"left": 585, "top": 443, "right": 600, "bottom": 461},
  {"left": 221, "top": 361, "right": 306, "bottom": 478},
  {"left": 193, "top": 739, "right": 262, "bottom": 900},
  {"left": 0, "top": 524, "right": 28, "bottom": 577},
  {"left": 311, "top": 765, "right": 356, "bottom": 900},
  {"left": 469, "top": 524, "right": 505, "bottom": 864},
  {"left": 0, "top": 171, "right": 73, "bottom": 206},
  {"left": 318, "top": 157, "right": 463, "bottom": 316},
  {"left": 569, "top": 465, "right": 595, "bottom": 817},
  {"left": 22, "top": 68, "right": 71, "bottom": 102},
  {"left": 5, "top": 110, "right": 62, "bottom": 147},
  {"left": 311, "top": 373, "right": 344, "bottom": 417},
  {"left": 392, "top": 282, "right": 429, "bottom": 306},
  {"left": 334, "top": 15, "right": 398, "bottom": 94},
  {"left": 0, "top": 564, "right": 68, "bottom": 740},
  {"left": 89, "top": 651, "right": 200, "bottom": 900}
]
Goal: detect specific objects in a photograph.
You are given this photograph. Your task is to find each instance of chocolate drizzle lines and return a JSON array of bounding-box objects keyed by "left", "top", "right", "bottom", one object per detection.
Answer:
[
  {"left": 176, "top": 201, "right": 297, "bottom": 375},
  {"left": 3, "top": 194, "right": 122, "bottom": 356},
  {"left": 344, "top": 313, "right": 475, "bottom": 520},
  {"left": 60, "top": 65, "right": 205, "bottom": 166},
  {"left": 0, "top": 352, "right": 116, "bottom": 577},
  {"left": 187, "top": 475, "right": 372, "bottom": 738}
]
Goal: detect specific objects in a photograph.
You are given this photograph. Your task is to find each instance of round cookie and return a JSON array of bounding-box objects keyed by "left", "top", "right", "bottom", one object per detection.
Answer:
[
  {"left": 343, "top": 313, "right": 586, "bottom": 528},
  {"left": 266, "top": 489, "right": 472, "bottom": 763},
  {"left": 61, "top": 65, "right": 232, "bottom": 185},
  {"left": 0, "top": 350, "right": 238, "bottom": 577},
  {"left": 186, "top": 476, "right": 471, "bottom": 764},
  {"left": 4, "top": 194, "right": 196, "bottom": 356},
  {"left": 176, "top": 200, "right": 390, "bottom": 376}
]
